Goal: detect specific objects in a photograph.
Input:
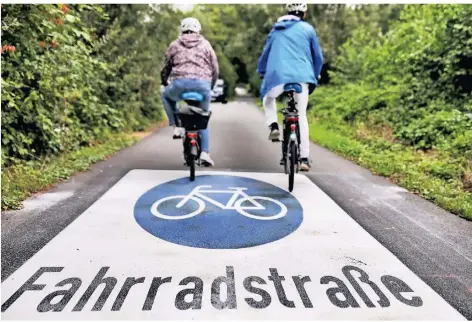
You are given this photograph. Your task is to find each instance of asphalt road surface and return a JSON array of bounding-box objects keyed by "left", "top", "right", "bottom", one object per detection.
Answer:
[{"left": 2, "top": 96, "right": 471, "bottom": 320}]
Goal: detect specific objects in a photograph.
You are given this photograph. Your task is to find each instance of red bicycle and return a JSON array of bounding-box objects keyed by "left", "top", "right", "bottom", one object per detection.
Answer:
[
  {"left": 279, "top": 83, "right": 302, "bottom": 192},
  {"left": 176, "top": 92, "right": 211, "bottom": 181}
]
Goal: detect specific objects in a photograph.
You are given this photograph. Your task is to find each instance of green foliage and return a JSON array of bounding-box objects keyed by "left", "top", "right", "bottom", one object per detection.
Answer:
[
  {"left": 216, "top": 51, "right": 238, "bottom": 98},
  {"left": 326, "top": 4, "right": 472, "bottom": 156},
  {"left": 226, "top": 4, "right": 403, "bottom": 93},
  {"left": 1, "top": 4, "right": 180, "bottom": 164},
  {"left": 311, "top": 84, "right": 471, "bottom": 219},
  {"left": 308, "top": 5, "right": 472, "bottom": 219},
  {"left": 2, "top": 5, "right": 105, "bottom": 159},
  {"left": 189, "top": 5, "right": 242, "bottom": 98},
  {"left": 3, "top": 4, "right": 471, "bottom": 219}
]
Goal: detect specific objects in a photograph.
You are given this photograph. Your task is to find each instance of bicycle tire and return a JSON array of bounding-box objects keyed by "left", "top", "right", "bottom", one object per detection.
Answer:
[
  {"left": 189, "top": 154, "right": 195, "bottom": 181},
  {"left": 283, "top": 139, "right": 289, "bottom": 174},
  {"left": 283, "top": 122, "right": 289, "bottom": 174},
  {"left": 284, "top": 154, "right": 289, "bottom": 174},
  {"left": 289, "top": 141, "right": 296, "bottom": 192},
  {"left": 296, "top": 124, "right": 301, "bottom": 173}
]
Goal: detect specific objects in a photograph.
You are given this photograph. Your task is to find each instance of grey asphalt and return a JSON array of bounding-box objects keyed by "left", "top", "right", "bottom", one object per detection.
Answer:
[{"left": 2, "top": 96, "right": 472, "bottom": 319}]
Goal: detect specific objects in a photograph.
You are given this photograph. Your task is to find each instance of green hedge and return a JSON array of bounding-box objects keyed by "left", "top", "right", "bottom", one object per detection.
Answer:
[
  {"left": 310, "top": 4, "right": 472, "bottom": 218},
  {"left": 1, "top": 4, "right": 181, "bottom": 165},
  {"left": 328, "top": 4, "right": 472, "bottom": 158}
]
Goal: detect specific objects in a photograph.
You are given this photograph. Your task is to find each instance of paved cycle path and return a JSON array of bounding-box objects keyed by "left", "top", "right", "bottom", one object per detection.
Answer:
[
  {"left": 1, "top": 170, "right": 465, "bottom": 320},
  {"left": 2, "top": 98, "right": 471, "bottom": 320}
]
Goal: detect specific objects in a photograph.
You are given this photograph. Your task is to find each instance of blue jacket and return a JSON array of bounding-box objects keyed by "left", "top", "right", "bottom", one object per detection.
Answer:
[{"left": 257, "top": 16, "right": 323, "bottom": 98}]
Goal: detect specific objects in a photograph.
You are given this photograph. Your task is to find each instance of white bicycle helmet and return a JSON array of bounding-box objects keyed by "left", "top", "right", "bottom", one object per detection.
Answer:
[
  {"left": 286, "top": 3, "right": 308, "bottom": 13},
  {"left": 180, "top": 17, "right": 201, "bottom": 33}
]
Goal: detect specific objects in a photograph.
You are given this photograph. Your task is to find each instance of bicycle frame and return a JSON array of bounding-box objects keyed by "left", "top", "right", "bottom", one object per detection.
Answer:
[{"left": 176, "top": 185, "right": 264, "bottom": 210}]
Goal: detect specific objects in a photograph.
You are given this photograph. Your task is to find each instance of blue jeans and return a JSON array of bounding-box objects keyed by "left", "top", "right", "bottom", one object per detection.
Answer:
[{"left": 162, "top": 78, "right": 212, "bottom": 153}]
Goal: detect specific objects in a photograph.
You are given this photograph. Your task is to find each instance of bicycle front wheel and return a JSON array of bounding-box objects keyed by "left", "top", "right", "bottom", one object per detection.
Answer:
[{"left": 188, "top": 154, "right": 195, "bottom": 181}]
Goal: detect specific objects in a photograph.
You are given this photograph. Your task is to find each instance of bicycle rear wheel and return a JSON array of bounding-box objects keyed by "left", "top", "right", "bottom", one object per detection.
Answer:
[
  {"left": 188, "top": 154, "right": 195, "bottom": 181},
  {"left": 289, "top": 141, "right": 297, "bottom": 192}
]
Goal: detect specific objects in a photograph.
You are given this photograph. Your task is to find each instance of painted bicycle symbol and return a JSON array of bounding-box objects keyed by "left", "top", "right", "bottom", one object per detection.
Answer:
[{"left": 151, "top": 185, "right": 288, "bottom": 221}]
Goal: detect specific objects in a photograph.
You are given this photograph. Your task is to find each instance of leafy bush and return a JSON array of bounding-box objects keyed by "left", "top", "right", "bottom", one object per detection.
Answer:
[
  {"left": 398, "top": 109, "right": 472, "bottom": 151},
  {"left": 322, "top": 4, "right": 472, "bottom": 157},
  {"left": 2, "top": 5, "right": 105, "bottom": 159},
  {"left": 308, "top": 4, "right": 472, "bottom": 218},
  {"left": 1, "top": 4, "right": 180, "bottom": 164}
]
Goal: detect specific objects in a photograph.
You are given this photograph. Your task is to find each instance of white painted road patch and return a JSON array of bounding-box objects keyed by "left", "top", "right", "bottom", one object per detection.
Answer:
[{"left": 1, "top": 170, "right": 465, "bottom": 320}]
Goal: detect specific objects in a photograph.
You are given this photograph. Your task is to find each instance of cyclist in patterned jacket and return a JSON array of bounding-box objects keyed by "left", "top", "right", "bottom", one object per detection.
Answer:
[{"left": 161, "top": 17, "right": 219, "bottom": 167}]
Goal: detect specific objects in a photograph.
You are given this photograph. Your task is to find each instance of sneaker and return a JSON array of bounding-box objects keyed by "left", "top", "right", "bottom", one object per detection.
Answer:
[
  {"left": 173, "top": 127, "right": 185, "bottom": 139},
  {"left": 269, "top": 122, "right": 280, "bottom": 141},
  {"left": 299, "top": 158, "right": 311, "bottom": 172},
  {"left": 200, "top": 151, "right": 214, "bottom": 167}
]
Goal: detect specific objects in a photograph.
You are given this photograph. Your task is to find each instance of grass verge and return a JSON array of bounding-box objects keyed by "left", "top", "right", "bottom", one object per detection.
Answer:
[
  {"left": 309, "top": 120, "right": 472, "bottom": 220},
  {"left": 1, "top": 133, "right": 139, "bottom": 211}
]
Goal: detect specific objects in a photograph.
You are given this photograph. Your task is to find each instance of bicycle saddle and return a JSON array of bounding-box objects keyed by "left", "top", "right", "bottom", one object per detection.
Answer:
[
  {"left": 283, "top": 83, "right": 302, "bottom": 93},
  {"left": 180, "top": 92, "right": 205, "bottom": 102}
]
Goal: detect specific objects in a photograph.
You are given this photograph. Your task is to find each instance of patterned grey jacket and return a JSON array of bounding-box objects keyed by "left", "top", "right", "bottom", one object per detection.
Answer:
[{"left": 160, "top": 33, "right": 219, "bottom": 88}]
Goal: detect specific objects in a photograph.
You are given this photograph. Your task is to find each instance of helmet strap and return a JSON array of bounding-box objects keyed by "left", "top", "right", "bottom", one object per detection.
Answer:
[{"left": 288, "top": 10, "right": 305, "bottom": 20}]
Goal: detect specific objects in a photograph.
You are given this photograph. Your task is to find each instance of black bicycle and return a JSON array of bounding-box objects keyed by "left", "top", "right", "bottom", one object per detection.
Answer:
[
  {"left": 278, "top": 83, "right": 302, "bottom": 192},
  {"left": 175, "top": 92, "right": 211, "bottom": 181}
]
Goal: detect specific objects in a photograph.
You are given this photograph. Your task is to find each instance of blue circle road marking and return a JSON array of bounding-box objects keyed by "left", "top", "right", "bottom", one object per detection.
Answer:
[{"left": 134, "top": 175, "right": 303, "bottom": 249}]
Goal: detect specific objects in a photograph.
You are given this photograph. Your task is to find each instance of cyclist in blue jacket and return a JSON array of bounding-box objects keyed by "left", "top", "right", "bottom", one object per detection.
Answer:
[{"left": 257, "top": 3, "right": 323, "bottom": 171}]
